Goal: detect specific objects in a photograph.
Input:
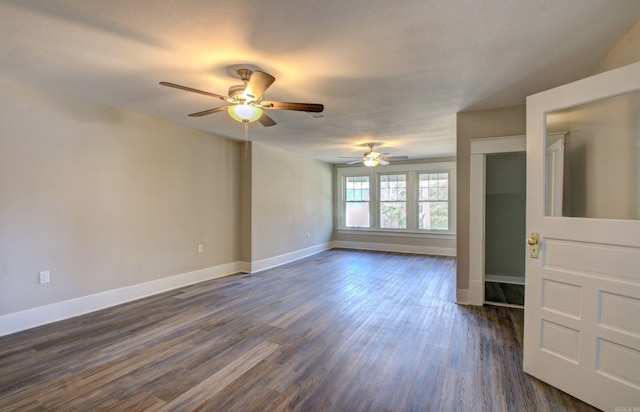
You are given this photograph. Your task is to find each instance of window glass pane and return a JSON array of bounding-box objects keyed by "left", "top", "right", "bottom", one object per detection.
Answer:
[
  {"left": 346, "top": 202, "right": 370, "bottom": 227},
  {"left": 380, "top": 202, "right": 406, "bottom": 229},
  {"left": 545, "top": 90, "right": 640, "bottom": 220},
  {"left": 439, "top": 187, "right": 448, "bottom": 201},
  {"left": 345, "top": 176, "right": 370, "bottom": 228},
  {"left": 419, "top": 201, "right": 448, "bottom": 230},
  {"left": 419, "top": 172, "right": 450, "bottom": 230},
  {"left": 420, "top": 173, "right": 448, "bottom": 201},
  {"left": 379, "top": 174, "right": 407, "bottom": 229},
  {"left": 380, "top": 187, "right": 389, "bottom": 201},
  {"left": 346, "top": 176, "right": 370, "bottom": 201},
  {"left": 419, "top": 174, "right": 428, "bottom": 200},
  {"left": 380, "top": 174, "right": 406, "bottom": 201}
]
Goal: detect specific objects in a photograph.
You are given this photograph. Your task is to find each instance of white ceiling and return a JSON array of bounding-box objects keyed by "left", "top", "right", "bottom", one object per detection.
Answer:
[{"left": 1, "top": 1, "right": 639, "bottom": 163}]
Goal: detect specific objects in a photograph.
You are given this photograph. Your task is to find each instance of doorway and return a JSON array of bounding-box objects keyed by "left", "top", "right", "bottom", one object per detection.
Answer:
[
  {"left": 483, "top": 152, "right": 526, "bottom": 306},
  {"left": 468, "top": 135, "right": 526, "bottom": 306}
]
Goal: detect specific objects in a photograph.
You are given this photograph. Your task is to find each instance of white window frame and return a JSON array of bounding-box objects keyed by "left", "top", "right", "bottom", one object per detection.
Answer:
[
  {"left": 336, "top": 161, "right": 456, "bottom": 238},
  {"left": 379, "top": 172, "right": 408, "bottom": 229},
  {"left": 344, "top": 175, "right": 371, "bottom": 228}
]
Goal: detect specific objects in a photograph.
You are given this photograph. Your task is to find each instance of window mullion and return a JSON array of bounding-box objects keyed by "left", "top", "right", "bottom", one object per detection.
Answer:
[
  {"left": 371, "top": 171, "right": 379, "bottom": 229},
  {"left": 406, "top": 172, "right": 417, "bottom": 231}
]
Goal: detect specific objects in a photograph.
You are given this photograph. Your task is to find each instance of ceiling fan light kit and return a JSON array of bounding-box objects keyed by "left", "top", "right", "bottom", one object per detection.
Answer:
[
  {"left": 340, "top": 143, "right": 408, "bottom": 167},
  {"left": 363, "top": 151, "right": 381, "bottom": 167},
  {"left": 160, "top": 68, "right": 324, "bottom": 127},
  {"left": 228, "top": 104, "right": 262, "bottom": 122}
]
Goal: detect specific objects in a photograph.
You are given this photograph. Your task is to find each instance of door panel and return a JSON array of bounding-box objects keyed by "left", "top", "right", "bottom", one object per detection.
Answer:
[{"left": 524, "top": 61, "right": 640, "bottom": 411}]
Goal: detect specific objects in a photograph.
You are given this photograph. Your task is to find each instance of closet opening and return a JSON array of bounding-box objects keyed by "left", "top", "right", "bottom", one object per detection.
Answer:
[
  {"left": 468, "top": 134, "right": 526, "bottom": 307},
  {"left": 483, "top": 152, "right": 526, "bottom": 306}
]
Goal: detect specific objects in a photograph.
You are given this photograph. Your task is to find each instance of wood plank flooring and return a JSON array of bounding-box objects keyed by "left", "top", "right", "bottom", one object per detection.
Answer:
[
  {"left": 485, "top": 281, "right": 525, "bottom": 306},
  {"left": 0, "top": 249, "right": 599, "bottom": 411}
]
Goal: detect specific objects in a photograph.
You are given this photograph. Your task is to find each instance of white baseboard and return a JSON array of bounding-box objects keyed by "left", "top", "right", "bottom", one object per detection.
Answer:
[
  {"left": 331, "top": 240, "right": 456, "bottom": 257},
  {"left": 249, "top": 242, "right": 333, "bottom": 273},
  {"left": 0, "top": 261, "right": 244, "bottom": 337},
  {"left": 456, "top": 289, "right": 470, "bottom": 305},
  {"left": 239, "top": 261, "right": 252, "bottom": 274}
]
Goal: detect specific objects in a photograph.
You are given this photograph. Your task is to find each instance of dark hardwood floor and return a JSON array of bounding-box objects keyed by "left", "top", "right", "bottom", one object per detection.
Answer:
[
  {"left": 485, "top": 281, "right": 525, "bottom": 306},
  {"left": 0, "top": 249, "right": 599, "bottom": 411}
]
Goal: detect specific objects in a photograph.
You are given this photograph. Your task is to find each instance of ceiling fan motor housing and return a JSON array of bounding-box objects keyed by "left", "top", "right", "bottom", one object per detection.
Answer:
[
  {"left": 236, "top": 68, "right": 253, "bottom": 81},
  {"left": 228, "top": 85, "right": 249, "bottom": 102}
]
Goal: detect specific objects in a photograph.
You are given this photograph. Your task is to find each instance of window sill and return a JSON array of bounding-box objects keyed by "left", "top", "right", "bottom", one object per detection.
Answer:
[{"left": 336, "top": 228, "right": 455, "bottom": 240}]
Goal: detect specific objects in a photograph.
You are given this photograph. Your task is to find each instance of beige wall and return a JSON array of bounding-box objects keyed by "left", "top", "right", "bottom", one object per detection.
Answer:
[
  {"left": 250, "top": 142, "right": 333, "bottom": 262},
  {"left": 455, "top": 105, "right": 527, "bottom": 290},
  {"left": 0, "top": 76, "right": 242, "bottom": 315},
  {"left": 239, "top": 144, "right": 252, "bottom": 262},
  {"left": 594, "top": 19, "right": 640, "bottom": 75},
  {"left": 0, "top": 75, "right": 335, "bottom": 323}
]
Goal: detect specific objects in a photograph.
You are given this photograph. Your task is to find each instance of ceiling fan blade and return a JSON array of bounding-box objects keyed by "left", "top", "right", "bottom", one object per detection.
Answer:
[
  {"left": 380, "top": 155, "right": 409, "bottom": 161},
  {"left": 346, "top": 160, "right": 363, "bottom": 165},
  {"left": 262, "top": 101, "right": 324, "bottom": 112},
  {"left": 258, "top": 111, "right": 277, "bottom": 127},
  {"left": 159, "top": 82, "right": 227, "bottom": 101},
  {"left": 188, "top": 106, "right": 229, "bottom": 117},
  {"left": 379, "top": 160, "right": 390, "bottom": 166},
  {"left": 338, "top": 156, "right": 363, "bottom": 159},
  {"left": 245, "top": 71, "right": 275, "bottom": 100}
]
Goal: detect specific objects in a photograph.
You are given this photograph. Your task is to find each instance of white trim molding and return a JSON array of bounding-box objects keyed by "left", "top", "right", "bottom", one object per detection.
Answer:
[
  {"left": 470, "top": 134, "right": 527, "bottom": 155},
  {"left": 469, "top": 135, "right": 526, "bottom": 306},
  {"left": 0, "top": 261, "right": 244, "bottom": 337},
  {"left": 336, "top": 228, "right": 455, "bottom": 240},
  {"left": 332, "top": 240, "right": 456, "bottom": 257},
  {"left": 249, "top": 242, "right": 333, "bottom": 273}
]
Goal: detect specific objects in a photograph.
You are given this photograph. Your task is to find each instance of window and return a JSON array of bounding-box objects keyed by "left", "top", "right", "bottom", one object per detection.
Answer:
[
  {"left": 419, "top": 172, "right": 449, "bottom": 230},
  {"left": 379, "top": 174, "right": 407, "bottom": 228},
  {"left": 345, "top": 176, "right": 370, "bottom": 228},
  {"left": 337, "top": 162, "right": 455, "bottom": 236}
]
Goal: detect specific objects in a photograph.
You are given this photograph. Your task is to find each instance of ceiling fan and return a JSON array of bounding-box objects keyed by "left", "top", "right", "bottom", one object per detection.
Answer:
[
  {"left": 160, "top": 69, "right": 324, "bottom": 127},
  {"left": 340, "top": 143, "right": 409, "bottom": 167}
]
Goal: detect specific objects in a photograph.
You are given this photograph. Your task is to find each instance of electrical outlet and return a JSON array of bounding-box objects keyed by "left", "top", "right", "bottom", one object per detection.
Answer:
[
  {"left": 306, "top": 232, "right": 310, "bottom": 239},
  {"left": 39, "top": 271, "right": 50, "bottom": 284},
  {"left": 198, "top": 244, "right": 204, "bottom": 254}
]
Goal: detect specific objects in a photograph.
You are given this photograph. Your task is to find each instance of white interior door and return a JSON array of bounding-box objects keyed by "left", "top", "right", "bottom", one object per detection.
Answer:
[{"left": 524, "top": 61, "right": 640, "bottom": 411}]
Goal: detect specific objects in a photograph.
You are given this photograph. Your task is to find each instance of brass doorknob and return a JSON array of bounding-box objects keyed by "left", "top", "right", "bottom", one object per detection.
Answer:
[{"left": 527, "top": 232, "right": 540, "bottom": 259}]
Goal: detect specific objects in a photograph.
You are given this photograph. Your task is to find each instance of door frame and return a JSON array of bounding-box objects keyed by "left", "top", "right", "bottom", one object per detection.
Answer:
[{"left": 469, "top": 135, "right": 526, "bottom": 306}]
